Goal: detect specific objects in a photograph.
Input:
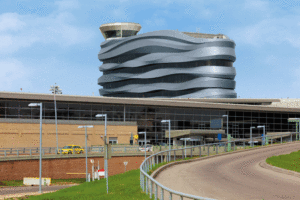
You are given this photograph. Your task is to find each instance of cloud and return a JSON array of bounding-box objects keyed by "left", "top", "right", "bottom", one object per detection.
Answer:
[
  {"left": 228, "top": 16, "right": 300, "bottom": 48},
  {"left": 0, "top": 59, "right": 31, "bottom": 91},
  {"left": 54, "top": 0, "right": 80, "bottom": 11},
  {"left": 0, "top": 13, "right": 26, "bottom": 32},
  {"left": 0, "top": 2, "right": 95, "bottom": 55}
]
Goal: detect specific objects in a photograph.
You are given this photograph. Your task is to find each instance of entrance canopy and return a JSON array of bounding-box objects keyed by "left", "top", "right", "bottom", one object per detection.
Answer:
[{"left": 165, "top": 129, "right": 225, "bottom": 139}]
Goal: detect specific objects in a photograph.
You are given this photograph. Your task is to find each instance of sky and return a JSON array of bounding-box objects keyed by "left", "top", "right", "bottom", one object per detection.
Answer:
[{"left": 1, "top": 0, "right": 300, "bottom": 99}]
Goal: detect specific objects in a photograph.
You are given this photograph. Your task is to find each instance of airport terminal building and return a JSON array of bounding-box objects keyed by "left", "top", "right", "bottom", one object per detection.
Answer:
[{"left": 0, "top": 92, "right": 300, "bottom": 149}]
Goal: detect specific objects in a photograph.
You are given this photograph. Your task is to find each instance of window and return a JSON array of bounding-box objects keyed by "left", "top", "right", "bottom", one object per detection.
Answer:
[{"left": 109, "top": 137, "right": 118, "bottom": 145}]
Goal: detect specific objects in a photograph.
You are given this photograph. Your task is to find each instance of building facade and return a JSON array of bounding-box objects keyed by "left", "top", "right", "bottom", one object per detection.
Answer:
[
  {"left": 1, "top": 92, "right": 300, "bottom": 147},
  {"left": 98, "top": 22, "right": 237, "bottom": 98}
]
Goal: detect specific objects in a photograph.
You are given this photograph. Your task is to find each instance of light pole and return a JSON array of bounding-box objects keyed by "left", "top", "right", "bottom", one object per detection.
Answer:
[
  {"left": 95, "top": 114, "right": 108, "bottom": 194},
  {"left": 138, "top": 132, "right": 147, "bottom": 160},
  {"left": 257, "top": 125, "right": 265, "bottom": 146},
  {"left": 78, "top": 125, "right": 94, "bottom": 182},
  {"left": 161, "top": 120, "right": 171, "bottom": 162},
  {"left": 49, "top": 84, "right": 62, "bottom": 153},
  {"left": 250, "top": 126, "right": 255, "bottom": 147},
  {"left": 222, "top": 115, "right": 229, "bottom": 151},
  {"left": 28, "top": 103, "right": 43, "bottom": 194}
]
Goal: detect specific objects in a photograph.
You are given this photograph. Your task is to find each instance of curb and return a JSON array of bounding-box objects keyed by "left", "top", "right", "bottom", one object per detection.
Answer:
[
  {"left": 259, "top": 160, "right": 300, "bottom": 178},
  {"left": 151, "top": 141, "right": 300, "bottom": 179}
]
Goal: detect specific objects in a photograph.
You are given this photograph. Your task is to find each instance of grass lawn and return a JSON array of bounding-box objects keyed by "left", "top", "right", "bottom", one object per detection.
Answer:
[{"left": 266, "top": 150, "right": 300, "bottom": 173}]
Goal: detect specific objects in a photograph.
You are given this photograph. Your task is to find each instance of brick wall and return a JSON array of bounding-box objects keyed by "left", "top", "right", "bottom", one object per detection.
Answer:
[{"left": 0, "top": 156, "right": 146, "bottom": 181}]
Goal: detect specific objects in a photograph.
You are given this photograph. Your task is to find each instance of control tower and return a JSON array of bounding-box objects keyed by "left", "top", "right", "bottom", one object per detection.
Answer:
[{"left": 99, "top": 22, "right": 142, "bottom": 40}]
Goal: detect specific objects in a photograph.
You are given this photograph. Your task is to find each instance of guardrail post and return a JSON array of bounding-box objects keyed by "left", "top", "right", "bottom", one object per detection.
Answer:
[
  {"left": 174, "top": 150, "right": 176, "bottom": 161},
  {"left": 243, "top": 141, "right": 245, "bottom": 149},
  {"left": 271, "top": 138, "right": 273, "bottom": 145},
  {"left": 30, "top": 149, "right": 32, "bottom": 156},
  {"left": 124, "top": 147, "right": 126, "bottom": 153},
  {"left": 216, "top": 144, "right": 218, "bottom": 154},
  {"left": 150, "top": 180, "right": 152, "bottom": 199},
  {"left": 291, "top": 134, "right": 292, "bottom": 142},
  {"left": 191, "top": 148, "right": 193, "bottom": 158},
  {"left": 73, "top": 148, "right": 75, "bottom": 155},
  {"left": 169, "top": 192, "right": 172, "bottom": 200},
  {"left": 207, "top": 145, "right": 209, "bottom": 156},
  {"left": 281, "top": 136, "right": 282, "bottom": 144},
  {"left": 43, "top": 149, "right": 45, "bottom": 155},
  {"left": 17, "top": 149, "right": 19, "bottom": 157},
  {"left": 199, "top": 146, "right": 201, "bottom": 157},
  {"left": 155, "top": 183, "right": 158, "bottom": 200},
  {"left": 142, "top": 173, "right": 145, "bottom": 192},
  {"left": 49, "top": 147, "right": 51, "bottom": 154},
  {"left": 10, "top": 148, "right": 12, "bottom": 154},
  {"left": 145, "top": 176, "right": 148, "bottom": 195},
  {"left": 4, "top": 150, "right": 6, "bottom": 157},
  {"left": 234, "top": 142, "right": 236, "bottom": 151},
  {"left": 23, "top": 148, "right": 25, "bottom": 154},
  {"left": 180, "top": 196, "right": 183, "bottom": 200},
  {"left": 161, "top": 187, "right": 164, "bottom": 200},
  {"left": 36, "top": 147, "right": 38, "bottom": 153},
  {"left": 182, "top": 149, "right": 184, "bottom": 159}
]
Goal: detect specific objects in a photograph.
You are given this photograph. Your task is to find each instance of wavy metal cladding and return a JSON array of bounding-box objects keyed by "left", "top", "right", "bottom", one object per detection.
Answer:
[{"left": 98, "top": 30, "right": 237, "bottom": 98}]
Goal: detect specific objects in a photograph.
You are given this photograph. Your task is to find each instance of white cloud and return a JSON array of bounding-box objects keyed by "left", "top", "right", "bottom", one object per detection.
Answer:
[
  {"left": 0, "top": 13, "right": 26, "bottom": 32},
  {"left": 0, "top": 59, "right": 31, "bottom": 91},
  {"left": 54, "top": 0, "right": 80, "bottom": 11},
  {"left": 0, "top": 3, "right": 95, "bottom": 54},
  {"left": 228, "top": 16, "right": 300, "bottom": 48}
]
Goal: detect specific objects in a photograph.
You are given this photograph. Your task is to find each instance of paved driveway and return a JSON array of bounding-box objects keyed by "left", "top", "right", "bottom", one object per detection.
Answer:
[{"left": 154, "top": 142, "right": 300, "bottom": 200}]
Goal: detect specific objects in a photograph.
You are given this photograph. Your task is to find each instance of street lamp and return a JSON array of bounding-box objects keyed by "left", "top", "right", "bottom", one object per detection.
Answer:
[
  {"left": 161, "top": 120, "right": 171, "bottom": 162},
  {"left": 95, "top": 114, "right": 108, "bottom": 194},
  {"left": 28, "top": 102, "right": 43, "bottom": 194},
  {"left": 138, "top": 132, "right": 147, "bottom": 160},
  {"left": 49, "top": 84, "right": 62, "bottom": 153},
  {"left": 257, "top": 125, "right": 265, "bottom": 146},
  {"left": 250, "top": 126, "right": 255, "bottom": 147},
  {"left": 78, "top": 125, "right": 94, "bottom": 182}
]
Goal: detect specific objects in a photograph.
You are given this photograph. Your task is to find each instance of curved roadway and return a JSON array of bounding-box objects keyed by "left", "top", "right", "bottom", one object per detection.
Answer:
[{"left": 154, "top": 142, "right": 300, "bottom": 200}]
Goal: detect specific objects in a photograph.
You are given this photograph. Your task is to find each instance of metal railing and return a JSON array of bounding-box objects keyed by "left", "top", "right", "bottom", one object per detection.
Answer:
[
  {"left": 139, "top": 132, "right": 300, "bottom": 200},
  {"left": 0, "top": 145, "right": 146, "bottom": 157}
]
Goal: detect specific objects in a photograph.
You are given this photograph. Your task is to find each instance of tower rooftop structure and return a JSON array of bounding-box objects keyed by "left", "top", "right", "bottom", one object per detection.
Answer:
[{"left": 99, "top": 22, "right": 142, "bottom": 40}]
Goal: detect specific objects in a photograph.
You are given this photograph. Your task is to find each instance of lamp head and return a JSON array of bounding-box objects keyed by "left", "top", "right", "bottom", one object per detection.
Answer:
[
  {"left": 161, "top": 120, "right": 169, "bottom": 123},
  {"left": 95, "top": 114, "right": 106, "bottom": 118},
  {"left": 222, "top": 115, "right": 227, "bottom": 117},
  {"left": 28, "top": 103, "right": 40, "bottom": 107},
  {"left": 257, "top": 125, "right": 265, "bottom": 128}
]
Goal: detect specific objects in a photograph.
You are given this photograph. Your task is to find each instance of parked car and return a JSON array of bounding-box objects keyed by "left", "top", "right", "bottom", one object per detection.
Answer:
[
  {"left": 59, "top": 145, "right": 84, "bottom": 154},
  {"left": 139, "top": 145, "right": 153, "bottom": 152}
]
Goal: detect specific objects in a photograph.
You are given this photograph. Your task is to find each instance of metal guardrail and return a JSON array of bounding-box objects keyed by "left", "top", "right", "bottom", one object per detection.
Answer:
[
  {"left": 0, "top": 146, "right": 145, "bottom": 157},
  {"left": 139, "top": 132, "right": 300, "bottom": 200}
]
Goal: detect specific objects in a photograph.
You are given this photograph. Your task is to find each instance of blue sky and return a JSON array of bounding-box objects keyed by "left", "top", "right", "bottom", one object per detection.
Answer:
[{"left": 1, "top": 0, "right": 300, "bottom": 98}]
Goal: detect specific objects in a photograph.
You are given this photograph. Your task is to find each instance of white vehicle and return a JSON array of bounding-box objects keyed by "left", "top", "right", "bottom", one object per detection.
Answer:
[{"left": 139, "top": 145, "right": 152, "bottom": 152}]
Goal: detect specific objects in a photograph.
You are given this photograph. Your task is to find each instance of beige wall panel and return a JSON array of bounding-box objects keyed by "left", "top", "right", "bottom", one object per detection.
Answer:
[{"left": 0, "top": 123, "right": 137, "bottom": 148}]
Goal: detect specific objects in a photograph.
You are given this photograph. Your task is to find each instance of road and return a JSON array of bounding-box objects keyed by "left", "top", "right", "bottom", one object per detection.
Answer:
[
  {"left": 0, "top": 184, "right": 77, "bottom": 198},
  {"left": 154, "top": 142, "right": 300, "bottom": 200}
]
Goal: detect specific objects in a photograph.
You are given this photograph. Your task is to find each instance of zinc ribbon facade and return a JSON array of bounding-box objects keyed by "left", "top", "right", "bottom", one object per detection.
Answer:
[{"left": 98, "top": 30, "right": 237, "bottom": 98}]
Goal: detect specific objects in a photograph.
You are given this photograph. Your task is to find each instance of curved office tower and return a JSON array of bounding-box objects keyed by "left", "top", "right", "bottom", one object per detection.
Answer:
[{"left": 98, "top": 22, "right": 237, "bottom": 98}]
